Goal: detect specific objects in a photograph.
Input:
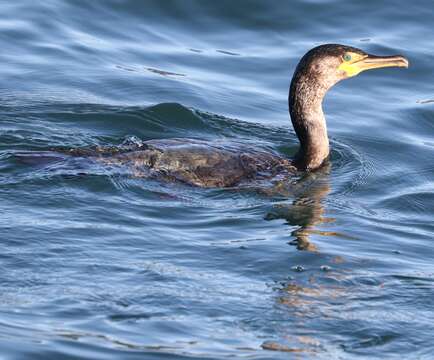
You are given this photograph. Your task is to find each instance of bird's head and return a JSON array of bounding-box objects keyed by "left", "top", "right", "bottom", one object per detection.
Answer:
[
  {"left": 292, "top": 44, "right": 409, "bottom": 90},
  {"left": 289, "top": 44, "right": 408, "bottom": 171}
]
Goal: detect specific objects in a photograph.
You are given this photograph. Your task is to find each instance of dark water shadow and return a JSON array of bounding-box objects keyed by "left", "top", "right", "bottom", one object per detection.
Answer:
[{"left": 264, "top": 162, "right": 350, "bottom": 252}]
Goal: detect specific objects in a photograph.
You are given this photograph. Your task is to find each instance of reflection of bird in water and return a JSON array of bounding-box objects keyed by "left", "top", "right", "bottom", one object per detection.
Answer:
[
  {"left": 264, "top": 163, "right": 335, "bottom": 251},
  {"left": 19, "top": 44, "right": 408, "bottom": 187},
  {"left": 265, "top": 169, "right": 329, "bottom": 251}
]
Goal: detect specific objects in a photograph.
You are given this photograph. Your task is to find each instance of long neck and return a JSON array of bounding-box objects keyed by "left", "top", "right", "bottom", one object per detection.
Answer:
[{"left": 289, "top": 73, "right": 330, "bottom": 171}]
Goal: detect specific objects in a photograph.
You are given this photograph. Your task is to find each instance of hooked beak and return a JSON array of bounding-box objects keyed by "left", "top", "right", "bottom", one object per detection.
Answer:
[
  {"left": 355, "top": 54, "right": 409, "bottom": 72},
  {"left": 339, "top": 53, "right": 409, "bottom": 77}
]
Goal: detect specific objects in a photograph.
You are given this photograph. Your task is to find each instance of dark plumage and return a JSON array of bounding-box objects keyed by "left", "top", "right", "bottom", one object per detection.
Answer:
[
  {"left": 95, "top": 138, "right": 294, "bottom": 188},
  {"left": 29, "top": 44, "right": 408, "bottom": 187}
]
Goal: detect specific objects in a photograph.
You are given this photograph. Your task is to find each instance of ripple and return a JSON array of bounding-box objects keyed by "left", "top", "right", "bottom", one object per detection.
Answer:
[
  {"left": 146, "top": 67, "right": 186, "bottom": 77},
  {"left": 330, "top": 139, "right": 374, "bottom": 196}
]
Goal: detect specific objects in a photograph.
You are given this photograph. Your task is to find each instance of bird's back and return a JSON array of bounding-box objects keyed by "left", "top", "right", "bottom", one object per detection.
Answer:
[{"left": 99, "top": 138, "right": 295, "bottom": 187}]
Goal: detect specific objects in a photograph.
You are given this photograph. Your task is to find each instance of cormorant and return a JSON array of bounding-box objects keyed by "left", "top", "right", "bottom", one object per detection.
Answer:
[{"left": 47, "top": 44, "right": 410, "bottom": 187}]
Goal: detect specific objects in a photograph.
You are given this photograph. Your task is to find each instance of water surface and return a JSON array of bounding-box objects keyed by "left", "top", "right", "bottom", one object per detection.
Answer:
[{"left": 1, "top": 1, "right": 434, "bottom": 359}]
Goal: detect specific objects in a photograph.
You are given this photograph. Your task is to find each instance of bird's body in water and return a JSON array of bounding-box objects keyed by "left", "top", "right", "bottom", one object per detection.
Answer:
[
  {"left": 66, "top": 138, "right": 294, "bottom": 188},
  {"left": 20, "top": 44, "right": 408, "bottom": 188}
]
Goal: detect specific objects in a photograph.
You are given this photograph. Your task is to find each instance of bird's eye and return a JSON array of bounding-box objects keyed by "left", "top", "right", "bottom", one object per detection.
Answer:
[{"left": 343, "top": 54, "right": 352, "bottom": 62}]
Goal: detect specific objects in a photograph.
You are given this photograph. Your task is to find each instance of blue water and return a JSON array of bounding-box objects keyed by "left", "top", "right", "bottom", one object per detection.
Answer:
[{"left": 1, "top": 1, "right": 433, "bottom": 359}]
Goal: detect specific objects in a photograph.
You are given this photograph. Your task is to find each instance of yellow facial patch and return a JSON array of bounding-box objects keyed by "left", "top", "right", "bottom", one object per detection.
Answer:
[{"left": 338, "top": 52, "right": 368, "bottom": 77}]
